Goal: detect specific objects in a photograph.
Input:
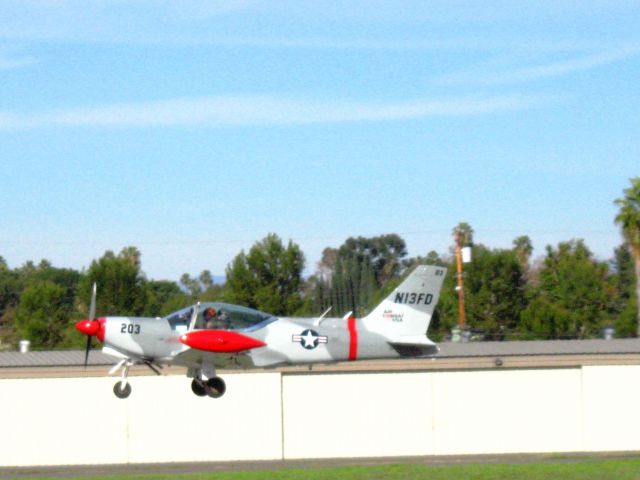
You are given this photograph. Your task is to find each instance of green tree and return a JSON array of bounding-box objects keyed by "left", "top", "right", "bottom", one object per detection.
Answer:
[
  {"left": 146, "top": 280, "right": 189, "bottom": 317},
  {"left": 611, "top": 243, "right": 638, "bottom": 337},
  {"left": 313, "top": 234, "right": 408, "bottom": 316},
  {"left": 199, "top": 270, "right": 214, "bottom": 291},
  {"left": 225, "top": 234, "right": 305, "bottom": 315},
  {"left": 453, "top": 222, "right": 474, "bottom": 247},
  {"left": 513, "top": 235, "right": 534, "bottom": 269},
  {"left": 15, "top": 281, "right": 74, "bottom": 349},
  {"left": 1, "top": 258, "right": 81, "bottom": 347},
  {"left": 17, "top": 260, "right": 80, "bottom": 307},
  {"left": 614, "top": 177, "right": 640, "bottom": 336},
  {"left": 180, "top": 273, "right": 203, "bottom": 297},
  {"left": 78, "top": 247, "right": 148, "bottom": 317},
  {"left": 520, "top": 240, "right": 612, "bottom": 339},
  {"left": 0, "top": 257, "right": 20, "bottom": 346},
  {"left": 405, "top": 250, "right": 448, "bottom": 270},
  {"left": 464, "top": 245, "right": 527, "bottom": 339},
  {"left": 432, "top": 245, "right": 527, "bottom": 340},
  {"left": 339, "top": 234, "right": 408, "bottom": 286},
  {"left": 179, "top": 270, "right": 224, "bottom": 303}
]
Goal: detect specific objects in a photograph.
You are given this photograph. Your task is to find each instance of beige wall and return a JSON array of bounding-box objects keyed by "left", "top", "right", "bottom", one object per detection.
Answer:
[
  {"left": 582, "top": 365, "right": 640, "bottom": 452},
  {"left": 283, "top": 372, "right": 434, "bottom": 458},
  {"left": 0, "top": 373, "right": 282, "bottom": 467},
  {"left": 431, "top": 369, "right": 583, "bottom": 455},
  {"left": 0, "top": 366, "right": 636, "bottom": 466}
]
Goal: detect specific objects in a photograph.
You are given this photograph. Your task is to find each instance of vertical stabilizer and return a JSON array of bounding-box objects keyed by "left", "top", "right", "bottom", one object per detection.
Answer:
[{"left": 362, "top": 265, "right": 446, "bottom": 344}]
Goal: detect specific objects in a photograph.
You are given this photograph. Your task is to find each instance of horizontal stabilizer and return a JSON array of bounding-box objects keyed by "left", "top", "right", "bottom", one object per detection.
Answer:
[{"left": 389, "top": 342, "right": 439, "bottom": 357}]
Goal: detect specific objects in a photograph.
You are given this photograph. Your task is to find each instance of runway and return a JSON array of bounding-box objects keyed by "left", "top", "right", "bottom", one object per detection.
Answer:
[
  {"left": 3, "top": 352, "right": 640, "bottom": 380},
  {"left": 3, "top": 338, "right": 640, "bottom": 379}
]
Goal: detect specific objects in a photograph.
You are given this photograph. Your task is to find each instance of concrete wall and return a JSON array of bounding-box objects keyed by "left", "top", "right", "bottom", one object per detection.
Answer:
[
  {"left": 1, "top": 365, "right": 638, "bottom": 466},
  {"left": 1, "top": 373, "right": 282, "bottom": 466}
]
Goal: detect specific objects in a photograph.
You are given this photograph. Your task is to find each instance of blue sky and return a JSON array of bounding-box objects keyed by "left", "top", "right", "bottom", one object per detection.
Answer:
[{"left": 0, "top": 1, "right": 639, "bottom": 281}]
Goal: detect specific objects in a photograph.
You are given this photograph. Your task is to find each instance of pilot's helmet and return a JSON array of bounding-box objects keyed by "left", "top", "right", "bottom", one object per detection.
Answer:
[{"left": 204, "top": 307, "right": 217, "bottom": 319}]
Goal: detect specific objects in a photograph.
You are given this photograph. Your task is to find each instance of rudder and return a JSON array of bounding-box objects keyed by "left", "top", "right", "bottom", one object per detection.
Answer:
[{"left": 362, "top": 265, "right": 447, "bottom": 344}]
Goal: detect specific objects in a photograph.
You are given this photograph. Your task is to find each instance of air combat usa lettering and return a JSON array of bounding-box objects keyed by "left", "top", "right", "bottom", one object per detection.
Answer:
[{"left": 394, "top": 292, "right": 433, "bottom": 305}]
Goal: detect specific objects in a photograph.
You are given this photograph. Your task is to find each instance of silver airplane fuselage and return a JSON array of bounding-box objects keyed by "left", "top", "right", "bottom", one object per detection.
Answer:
[{"left": 76, "top": 265, "right": 446, "bottom": 398}]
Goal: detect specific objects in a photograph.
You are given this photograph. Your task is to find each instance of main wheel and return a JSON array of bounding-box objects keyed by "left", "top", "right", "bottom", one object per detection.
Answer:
[
  {"left": 191, "top": 378, "right": 207, "bottom": 397},
  {"left": 205, "top": 376, "right": 226, "bottom": 398},
  {"left": 113, "top": 381, "right": 132, "bottom": 399}
]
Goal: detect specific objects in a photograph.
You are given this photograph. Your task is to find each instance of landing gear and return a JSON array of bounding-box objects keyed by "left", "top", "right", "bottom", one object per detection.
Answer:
[
  {"left": 111, "top": 360, "right": 132, "bottom": 399},
  {"left": 205, "top": 376, "right": 226, "bottom": 398},
  {"left": 190, "top": 362, "right": 226, "bottom": 398},
  {"left": 113, "top": 381, "right": 131, "bottom": 399},
  {"left": 190, "top": 376, "right": 226, "bottom": 398},
  {"left": 191, "top": 378, "right": 207, "bottom": 397}
]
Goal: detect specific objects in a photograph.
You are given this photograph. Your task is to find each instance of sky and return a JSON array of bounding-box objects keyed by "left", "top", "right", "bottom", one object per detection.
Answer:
[{"left": 0, "top": 0, "right": 639, "bottom": 281}]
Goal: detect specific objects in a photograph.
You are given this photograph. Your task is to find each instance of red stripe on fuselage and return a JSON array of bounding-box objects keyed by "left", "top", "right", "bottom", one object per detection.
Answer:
[{"left": 348, "top": 316, "right": 358, "bottom": 361}]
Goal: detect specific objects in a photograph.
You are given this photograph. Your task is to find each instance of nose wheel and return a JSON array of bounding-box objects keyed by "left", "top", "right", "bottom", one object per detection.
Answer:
[
  {"left": 113, "top": 381, "right": 132, "bottom": 399},
  {"left": 110, "top": 360, "right": 132, "bottom": 399}
]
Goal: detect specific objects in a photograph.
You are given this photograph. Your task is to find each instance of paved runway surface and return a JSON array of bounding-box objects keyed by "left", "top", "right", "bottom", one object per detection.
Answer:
[{"left": 4, "top": 352, "right": 640, "bottom": 379}]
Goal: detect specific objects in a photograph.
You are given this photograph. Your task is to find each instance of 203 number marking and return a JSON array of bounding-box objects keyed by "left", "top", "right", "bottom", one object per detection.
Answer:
[{"left": 121, "top": 323, "right": 141, "bottom": 334}]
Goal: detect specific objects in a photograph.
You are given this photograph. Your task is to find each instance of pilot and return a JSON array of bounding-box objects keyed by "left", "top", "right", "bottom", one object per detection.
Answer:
[{"left": 203, "top": 307, "right": 217, "bottom": 329}]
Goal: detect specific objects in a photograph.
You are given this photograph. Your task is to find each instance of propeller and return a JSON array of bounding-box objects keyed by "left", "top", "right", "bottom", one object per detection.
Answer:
[
  {"left": 75, "top": 283, "right": 99, "bottom": 368},
  {"left": 85, "top": 283, "right": 97, "bottom": 367}
]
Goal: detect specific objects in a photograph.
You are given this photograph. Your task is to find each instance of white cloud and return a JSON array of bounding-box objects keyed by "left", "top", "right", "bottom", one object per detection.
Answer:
[
  {"left": 0, "top": 0, "right": 258, "bottom": 44},
  {"left": 434, "top": 44, "right": 640, "bottom": 85},
  {"left": 0, "top": 55, "right": 38, "bottom": 70},
  {"left": 0, "top": 93, "right": 552, "bottom": 129}
]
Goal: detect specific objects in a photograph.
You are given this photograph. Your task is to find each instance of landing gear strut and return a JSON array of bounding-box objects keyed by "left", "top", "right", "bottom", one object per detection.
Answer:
[{"left": 110, "top": 360, "right": 132, "bottom": 399}]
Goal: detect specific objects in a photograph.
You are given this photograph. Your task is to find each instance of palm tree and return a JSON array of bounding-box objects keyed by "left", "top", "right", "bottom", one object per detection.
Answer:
[
  {"left": 452, "top": 222, "right": 474, "bottom": 247},
  {"left": 615, "top": 177, "right": 640, "bottom": 336}
]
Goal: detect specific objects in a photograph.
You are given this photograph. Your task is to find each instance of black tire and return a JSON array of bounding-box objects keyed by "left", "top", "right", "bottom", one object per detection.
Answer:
[
  {"left": 191, "top": 379, "right": 207, "bottom": 397},
  {"left": 205, "top": 377, "right": 226, "bottom": 398},
  {"left": 113, "top": 381, "right": 132, "bottom": 399}
]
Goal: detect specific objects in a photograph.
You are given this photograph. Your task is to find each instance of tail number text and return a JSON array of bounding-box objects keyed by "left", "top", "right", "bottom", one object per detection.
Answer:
[{"left": 394, "top": 292, "right": 433, "bottom": 305}]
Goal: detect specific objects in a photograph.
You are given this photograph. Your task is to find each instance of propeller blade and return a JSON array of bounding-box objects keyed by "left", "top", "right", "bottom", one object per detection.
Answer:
[
  {"left": 84, "top": 335, "right": 92, "bottom": 368},
  {"left": 82, "top": 282, "right": 97, "bottom": 368},
  {"left": 89, "top": 282, "right": 97, "bottom": 322}
]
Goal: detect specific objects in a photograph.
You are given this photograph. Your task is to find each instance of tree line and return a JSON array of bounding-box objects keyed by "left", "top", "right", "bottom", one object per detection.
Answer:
[{"left": 1, "top": 178, "right": 639, "bottom": 350}]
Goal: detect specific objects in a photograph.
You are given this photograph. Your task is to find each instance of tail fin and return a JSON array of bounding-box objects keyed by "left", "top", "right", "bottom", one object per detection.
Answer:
[{"left": 362, "top": 265, "right": 446, "bottom": 345}]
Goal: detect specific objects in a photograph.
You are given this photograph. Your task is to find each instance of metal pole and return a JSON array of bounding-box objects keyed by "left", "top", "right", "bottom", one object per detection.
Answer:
[{"left": 455, "top": 231, "right": 466, "bottom": 329}]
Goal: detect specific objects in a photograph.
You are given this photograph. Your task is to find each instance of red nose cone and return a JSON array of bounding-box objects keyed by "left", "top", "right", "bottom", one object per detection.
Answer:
[
  {"left": 179, "top": 330, "right": 266, "bottom": 353},
  {"left": 75, "top": 318, "right": 106, "bottom": 342},
  {"left": 75, "top": 319, "right": 100, "bottom": 336}
]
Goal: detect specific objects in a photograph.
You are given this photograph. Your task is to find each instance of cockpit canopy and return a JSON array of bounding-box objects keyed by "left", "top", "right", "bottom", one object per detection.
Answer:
[{"left": 165, "top": 302, "right": 275, "bottom": 332}]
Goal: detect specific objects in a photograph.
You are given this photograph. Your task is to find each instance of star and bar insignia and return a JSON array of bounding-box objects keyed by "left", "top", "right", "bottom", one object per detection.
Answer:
[{"left": 292, "top": 329, "right": 328, "bottom": 350}]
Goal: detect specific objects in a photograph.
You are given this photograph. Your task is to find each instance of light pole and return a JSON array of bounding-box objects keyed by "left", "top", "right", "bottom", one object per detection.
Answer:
[{"left": 454, "top": 230, "right": 466, "bottom": 330}]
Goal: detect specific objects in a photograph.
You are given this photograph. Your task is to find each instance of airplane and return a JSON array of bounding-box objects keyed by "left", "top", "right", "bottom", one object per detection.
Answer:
[{"left": 75, "top": 265, "right": 447, "bottom": 399}]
